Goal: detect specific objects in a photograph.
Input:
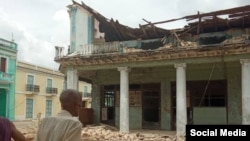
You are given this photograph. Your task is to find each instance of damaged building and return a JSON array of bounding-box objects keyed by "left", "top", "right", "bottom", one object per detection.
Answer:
[{"left": 54, "top": 1, "right": 250, "bottom": 136}]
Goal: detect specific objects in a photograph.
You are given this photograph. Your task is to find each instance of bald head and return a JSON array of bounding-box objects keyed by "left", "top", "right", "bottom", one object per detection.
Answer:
[{"left": 60, "top": 89, "right": 82, "bottom": 116}]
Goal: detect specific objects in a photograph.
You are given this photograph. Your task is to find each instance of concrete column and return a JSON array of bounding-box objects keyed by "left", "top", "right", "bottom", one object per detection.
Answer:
[
  {"left": 66, "top": 67, "right": 78, "bottom": 90},
  {"left": 174, "top": 63, "right": 187, "bottom": 136},
  {"left": 240, "top": 59, "right": 250, "bottom": 124},
  {"left": 118, "top": 67, "right": 130, "bottom": 133},
  {"left": 91, "top": 83, "right": 101, "bottom": 124}
]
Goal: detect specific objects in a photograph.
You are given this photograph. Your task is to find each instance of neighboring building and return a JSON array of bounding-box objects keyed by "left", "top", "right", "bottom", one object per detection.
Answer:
[
  {"left": 55, "top": 1, "right": 250, "bottom": 136},
  {"left": 0, "top": 38, "right": 18, "bottom": 120},
  {"left": 81, "top": 82, "right": 92, "bottom": 108},
  {"left": 15, "top": 61, "right": 91, "bottom": 120}
]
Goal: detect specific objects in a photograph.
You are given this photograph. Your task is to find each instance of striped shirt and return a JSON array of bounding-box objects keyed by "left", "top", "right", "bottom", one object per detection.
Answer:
[{"left": 35, "top": 110, "right": 82, "bottom": 141}]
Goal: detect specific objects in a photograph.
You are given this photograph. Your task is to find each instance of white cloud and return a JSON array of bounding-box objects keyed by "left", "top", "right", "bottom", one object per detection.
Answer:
[
  {"left": 1, "top": 0, "right": 250, "bottom": 71},
  {"left": 50, "top": 9, "right": 70, "bottom": 48},
  {"left": 0, "top": 8, "right": 59, "bottom": 70},
  {"left": 53, "top": 10, "right": 68, "bottom": 22}
]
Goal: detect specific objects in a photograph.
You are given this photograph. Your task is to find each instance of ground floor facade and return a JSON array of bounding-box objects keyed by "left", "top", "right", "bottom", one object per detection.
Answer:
[
  {"left": 60, "top": 44, "right": 250, "bottom": 135},
  {"left": 14, "top": 94, "right": 61, "bottom": 120},
  {"left": 82, "top": 60, "right": 248, "bottom": 135}
]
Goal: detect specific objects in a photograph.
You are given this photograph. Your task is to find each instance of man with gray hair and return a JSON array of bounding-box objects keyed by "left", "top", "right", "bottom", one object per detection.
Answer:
[{"left": 36, "top": 89, "right": 82, "bottom": 141}]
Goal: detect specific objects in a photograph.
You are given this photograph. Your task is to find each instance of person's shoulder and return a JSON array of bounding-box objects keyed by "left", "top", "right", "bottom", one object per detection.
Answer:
[
  {"left": 66, "top": 117, "right": 82, "bottom": 124},
  {"left": 40, "top": 116, "right": 56, "bottom": 122},
  {"left": 0, "top": 116, "right": 10, "bottom": 121},
  {"left": 65, "top": 118, "right": 82, "bottom": 128},
  {"left": 0, "top": 116, "right": 11, "bottom": 125}
]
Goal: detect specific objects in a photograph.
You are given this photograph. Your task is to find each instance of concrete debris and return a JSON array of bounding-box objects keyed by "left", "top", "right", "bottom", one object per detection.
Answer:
[
  {"left": 18, "top": 124, "right": 185, "bottom": 141},
  {"left": 180, "top": 41, "right": 198, "bottom": 47},
  {"left": 157, "top": 40, "right": 198, "bottom": 50},
  {"left": 19, "top": 124, "right": 37, "bottom": 141},
  {"left": 123, "top": 47, "right": 144, "bottom": 53},
  {"left": 81, "top": 126, "right": 185, "bottom": 141},
  {"left": 222, "top": 34, "right": 249, "bottom": 44}
]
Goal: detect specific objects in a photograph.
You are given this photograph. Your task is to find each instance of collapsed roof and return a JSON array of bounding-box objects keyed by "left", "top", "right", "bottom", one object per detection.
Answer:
[
  {"left": 71, "top": 1, "right": 250, "bottom": 42},
  {"left": 71, "top": 1, "right": 169, "bottom": 42}
]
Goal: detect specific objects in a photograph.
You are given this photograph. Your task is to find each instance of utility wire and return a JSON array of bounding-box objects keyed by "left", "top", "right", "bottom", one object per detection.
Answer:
[{"left": 199, "top": 63, "right": 215, "bottom": 106}]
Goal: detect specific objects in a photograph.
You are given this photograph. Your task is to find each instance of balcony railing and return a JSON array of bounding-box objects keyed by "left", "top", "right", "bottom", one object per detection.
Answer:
[
  {"left": 0, "top": 38, "right": 17, "bottom": 50},
  {"left": 46, "top": 87, "right": 58, "bottom": 94},
  {"left": 78, "top": 42, "right": 121, "bottom": 55},
  {"left": 55, "top": 42, "right": 121, "bottom": 59},
  {"left": 82, "top": 92, "right": 91, "bottom": 98},
  {"left": 26, "top": 84, "right": 40, "bottom": 92},
  {"left": 0, "top": 71, "right": 13, "bottom": 82}
]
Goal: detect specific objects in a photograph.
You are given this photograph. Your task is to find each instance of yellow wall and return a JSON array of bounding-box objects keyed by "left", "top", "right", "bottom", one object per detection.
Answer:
[
  {"left": 79, "top": 82, "right": 92, "bottom": 108},
  {"left": 15, "top": 61, "right": 92, "bottom": 120}
]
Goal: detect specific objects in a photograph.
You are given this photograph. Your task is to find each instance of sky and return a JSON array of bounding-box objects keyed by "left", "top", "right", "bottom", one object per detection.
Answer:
[{"left": 1, "top": 0, "right": 250, "bottom": 70}]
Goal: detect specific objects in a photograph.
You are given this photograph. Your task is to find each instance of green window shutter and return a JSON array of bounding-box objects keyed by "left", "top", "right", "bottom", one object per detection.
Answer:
[
  {"left": 27, "top": 75, "right": 34, "bottom": 85},
  {"left": 47, "top": 79, "right": 52, "bottom": 87},
  {"left": 45, "top": 100, "right": 52, "bottom": 117},
  {"left": 26, "top": 98, "right": 33, "bottom": 118}
]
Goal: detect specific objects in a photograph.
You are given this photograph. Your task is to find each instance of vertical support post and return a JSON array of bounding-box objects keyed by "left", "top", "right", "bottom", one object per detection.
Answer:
[
  {"left": 174, "top": 63, "right": 187, "bottom": 136},
  {"left": 118, "top": 67, "right": 130, "bottom": 133},
  {"left": 240, "top": 59, "right": 250, "bottom": 124}
]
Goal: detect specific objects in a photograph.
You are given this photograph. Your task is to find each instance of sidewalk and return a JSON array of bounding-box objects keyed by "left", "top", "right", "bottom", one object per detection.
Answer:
[{"left": 13, "top": 120, "right": 37, "bottom": 130}]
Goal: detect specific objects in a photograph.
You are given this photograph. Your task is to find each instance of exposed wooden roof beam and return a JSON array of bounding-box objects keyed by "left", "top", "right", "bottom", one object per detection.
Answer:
[
  {"left": 214, "top": 15, "right": 218, "bottom": 32},
  {"left": 142, "top": 5, "right": 250, "bottom": 26},
  {"left": 139, "top": 24, "right": 149, "bottom": 38},
  {"left": 197, "top": 11, "right": 201, "bottom": 34},
  {"left": 142, "top": 18, "right": 159, "bottom": 37},
  {"left": 110, "top": 19, "right": 125, "bottom": 40}
]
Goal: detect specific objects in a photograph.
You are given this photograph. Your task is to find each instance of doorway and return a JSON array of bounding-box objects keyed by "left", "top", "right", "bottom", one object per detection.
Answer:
[
  {"left": 0, "top": 89, "right": 7, "bottom": 117},
  {"left": 101, "top": 85, "right": 116, "bottom": 126},
  {"left": 142, "top": 83, "right": 160, "bottom": 129}
]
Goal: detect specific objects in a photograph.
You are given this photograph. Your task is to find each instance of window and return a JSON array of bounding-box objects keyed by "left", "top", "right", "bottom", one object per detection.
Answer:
[
  {"left": 26, "top": 75, "right": 39, "bottom": 92},
  {"left": 45, "top": 100, "right": 52, "bottom": 117},
  {"left": 26, "top": 98, "right": 33, "bottom": 119},
  {"left": 27, "top": 75, "right": 34, "bottom": 85},
  {"left": 0, "top": 57, "right": 7, "bottom": 72},
  {"left": 47, "top": 78, "right": 52, "bottom": 88},
  {"left": 171, "top": 80, "right": 227, "bottom": 108},
  {"left": 46, "top": 78, "right": 57, "bottom": 94},
  {"left": 83, "top": 86, "right": 88, "bottom": 97},
  {"left": 192, "top": 80, "right": 226, "bottom": 107},
  {"left": 103, "top": 90, "right": 115, "bottom": 107}
]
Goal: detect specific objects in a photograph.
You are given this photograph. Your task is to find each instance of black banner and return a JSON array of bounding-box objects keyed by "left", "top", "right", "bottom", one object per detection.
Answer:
[{"left": 186, "top": 125, "right": 250, "bottom": 141}]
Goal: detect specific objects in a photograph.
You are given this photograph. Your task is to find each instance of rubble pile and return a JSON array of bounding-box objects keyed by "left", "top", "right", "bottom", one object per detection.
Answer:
[
  {"left": 123, "top": 47, "right": 144, "bottom": 53},
  {"left": 18, "top": 124, "right": 185, "bottom": 141},
  {"left": 180, "top": 41, "right": 198, "bottom": 48},
  {"left": 157, "top": 40, "right": 198, "bottom": 50},
  {"left": 81, "top": 126, "right": 184, "bottom": 141},
  {"left": 222, "top": 34, "right": 249, "bottom": 44},
  {"left": 19, "top": 125, "right": 37, "bottom": 141}
]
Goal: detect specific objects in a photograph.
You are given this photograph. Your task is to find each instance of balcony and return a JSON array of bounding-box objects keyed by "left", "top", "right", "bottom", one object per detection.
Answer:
[
  {"left": 0, "top": 38, "right": 17, "bottom": 50},
  {"left": 55, "top": 42, "right": 121, "bottom": 59},
  {"left": 46, "top": 87, "right": 58, "bottom": 94},
  {"left": 79, "top": 42, "right": 120, "bottom": 55},
  {"left": 26, "top": 84, "right": 40, "bottom": 92},
  {"left": 0, "top": 71, "right": 13, "bottom": 84},
  {"left": 82, "top": 92, "right": 91, "bottom": 99}
]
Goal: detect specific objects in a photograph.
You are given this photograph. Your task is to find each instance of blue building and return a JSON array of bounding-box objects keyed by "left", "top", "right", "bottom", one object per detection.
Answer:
[{"left": 0, "top": 38, "right": 18, "bottom": 120}]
